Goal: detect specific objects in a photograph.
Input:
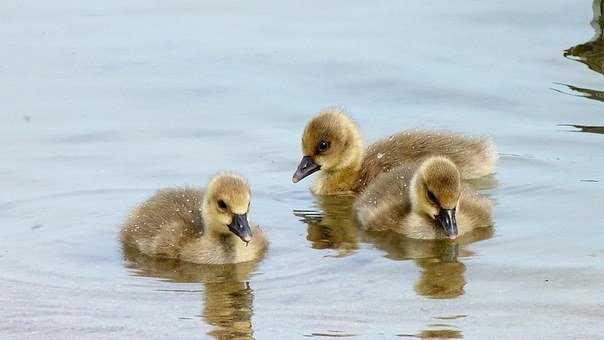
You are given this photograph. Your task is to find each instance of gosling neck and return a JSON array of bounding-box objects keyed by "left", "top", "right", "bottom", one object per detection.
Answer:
[
  {"left": 408, "top": 170, "right": 424, "bottom": 214},
  {"left": 201, "top": 208, "right": 241, "bottom": 254},
  {"left": 201, "top": 198, "right": 228, "bottom": 239},
  {"left": 312, "top": 150, "right": 364, "bottom": 195},
  {"left": 201, "top": 196, "right": 214, "bottom": 231}
]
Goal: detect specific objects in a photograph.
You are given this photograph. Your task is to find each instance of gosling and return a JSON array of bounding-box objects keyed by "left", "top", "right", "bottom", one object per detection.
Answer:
[
  {"left": 354, "top": 156, "right": 493, "bottom": 240},
  {"left": 121, "top": 172, "right": 268, "bottom": 264},
  {"left": 292, "top": 107, "right": 497, "bottom": 195}
]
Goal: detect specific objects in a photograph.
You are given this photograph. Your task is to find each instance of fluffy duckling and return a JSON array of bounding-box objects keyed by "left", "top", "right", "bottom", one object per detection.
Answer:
[
  {"left": 354, "top": 156, "right": 493, "bottom": 240},
  {"left": 292, "top": 107, "right": 497, "bottom": 195},
  {"left": 121, "top": 172, "right": 268, "bottom": 264}
]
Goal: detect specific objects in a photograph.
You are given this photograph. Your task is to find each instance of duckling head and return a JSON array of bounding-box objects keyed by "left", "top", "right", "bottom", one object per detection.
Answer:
[
  {"left": 293, "top": 107, "right": 364, "bottom": 183},
  {"left": 410, "top": 157, "right": 461, "bottom": 240},
  {"left": 202, "top": 172, "right": 253, "bottom": 244}
]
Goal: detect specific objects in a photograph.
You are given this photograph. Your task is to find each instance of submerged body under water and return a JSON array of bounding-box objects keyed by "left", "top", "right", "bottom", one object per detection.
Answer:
[{"left": 0, "top": 0, "right": 603, "bottom": 339}]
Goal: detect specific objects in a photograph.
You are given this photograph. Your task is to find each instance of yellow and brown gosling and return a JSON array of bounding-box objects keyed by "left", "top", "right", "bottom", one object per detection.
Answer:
[
  {"left": 292, "top": 107, "right": 497, "bottom": 195},
  {"left": 354, "top": 156, "right": 493, "bottom": 240},
  {"left": 121, "top": 172, "right": 268, "bottom": 264}
]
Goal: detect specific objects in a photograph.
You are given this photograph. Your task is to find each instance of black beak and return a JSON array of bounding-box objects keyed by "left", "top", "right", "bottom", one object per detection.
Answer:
[
  {"left": 436, "top": 208, "right": 458, "bottom": 240},
  {"left": 228, "top": 213, "right": 252, "bottom": 244},
  {"left": 292, "top": 156, "right": 321, "bottom": 183}
]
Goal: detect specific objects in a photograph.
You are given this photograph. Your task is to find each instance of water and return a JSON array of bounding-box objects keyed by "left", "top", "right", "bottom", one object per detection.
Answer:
[{"left": 1, "top": 0, "right": 602, "bottom": 339}]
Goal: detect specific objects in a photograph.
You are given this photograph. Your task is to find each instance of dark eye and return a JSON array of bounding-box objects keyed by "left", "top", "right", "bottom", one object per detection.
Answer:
[
  {"left": 217, "top": 199, "right": 228, "bottom": 211},
  {"left": 317, "top": 141, "right": 330, "bottom": 153},
  {"left": 427, "top": 191, "right": 438, "bottom": 204}
]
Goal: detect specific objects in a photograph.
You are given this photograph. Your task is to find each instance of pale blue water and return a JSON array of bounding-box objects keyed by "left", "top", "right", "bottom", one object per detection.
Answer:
[{"left": 0, "top": 1, "right": 602, "bottom": 339}]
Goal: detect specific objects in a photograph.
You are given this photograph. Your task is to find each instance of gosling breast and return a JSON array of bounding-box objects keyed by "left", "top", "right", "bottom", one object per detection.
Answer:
[{"left": 121, "top": 188, "right": 267, "bottom": 264}]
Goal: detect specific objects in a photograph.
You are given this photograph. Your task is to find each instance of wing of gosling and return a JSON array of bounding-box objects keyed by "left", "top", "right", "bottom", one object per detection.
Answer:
[
  {"left": 360, "top": 131, "right": 497, "bottom": 185},
  {"left": 355, "top": 166, "right": 413, "bottom": 231},
  {"left": 121, "top": 188, "right": 204, "bottom": 258},
  {"left": 458, "top": 186, "right": 494, "bottom": 232}
]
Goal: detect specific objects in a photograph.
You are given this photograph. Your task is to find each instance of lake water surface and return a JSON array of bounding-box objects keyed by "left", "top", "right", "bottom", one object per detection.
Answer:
[{"left": 1, "top": 1, "right": 603, "bottom": 339}]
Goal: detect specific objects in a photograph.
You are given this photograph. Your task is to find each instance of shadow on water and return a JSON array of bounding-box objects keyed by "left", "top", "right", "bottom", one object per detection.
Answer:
[
  {"left": 122, "top": 245, "right": 259, "bottom": 340},
  {"left": 293, "top": 195, "right": 493, "bottom": 299},
  {"left": 558, "top": 0, "right": 604, "bottom": 104}
]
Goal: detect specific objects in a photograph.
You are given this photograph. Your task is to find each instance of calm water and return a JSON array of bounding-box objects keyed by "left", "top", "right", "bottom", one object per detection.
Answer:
[{"left": 1, "top": 1, "right": 603, "bottom": 339}]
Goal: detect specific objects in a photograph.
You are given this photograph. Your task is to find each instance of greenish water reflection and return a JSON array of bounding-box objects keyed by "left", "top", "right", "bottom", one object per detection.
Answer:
[
  {"left": 562, "top": 0, "right": 604, "bottom": 108},
  {"left": 564, "top": 0, "right": 604, "bottom": 76},
  {"left": 560, "top": 124, "right": 604, "bottom": 134},
  {"left": 398, "top": 329, "right": 463, "bottom": 339}
]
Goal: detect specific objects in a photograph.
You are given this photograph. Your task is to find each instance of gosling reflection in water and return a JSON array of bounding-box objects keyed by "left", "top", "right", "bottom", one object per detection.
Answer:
[
  {"left": 295, "top": 196, "right": 493, "bottom": 299},
  {"left": 368, "top": 232, "right": 467, "bottom": 298},
  {"left": 204, "top": 282, "right": 254, "bottom": 340},
  {"left": 293, "top": 195, "right": 360, "bottom": 257},
  {"left": 368, "top": 228, "right": 492, "bottom": 299},
  {"left": 122, "top": 245, "right": 259, "bottom": 340},
  {"left": 414, "top": 258, "right": 466, "bottom": 299}
]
